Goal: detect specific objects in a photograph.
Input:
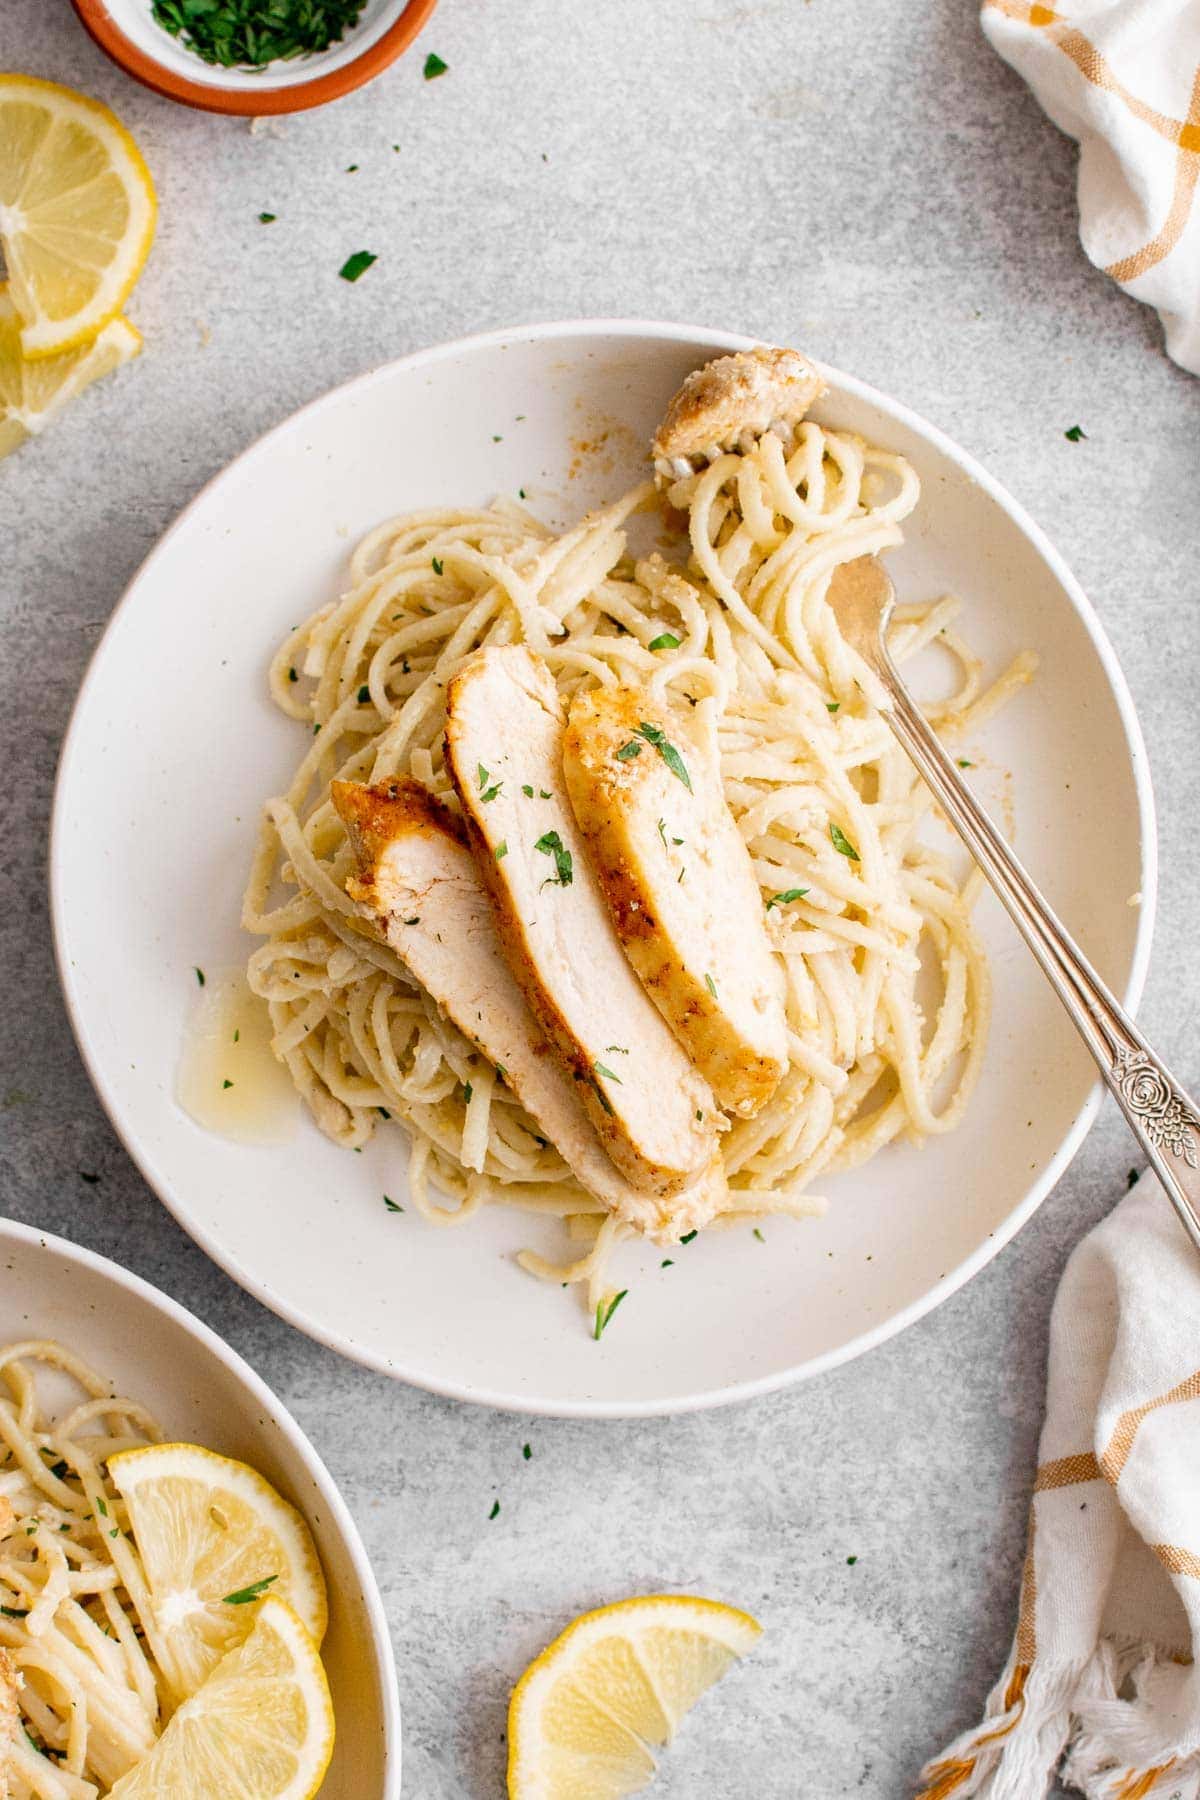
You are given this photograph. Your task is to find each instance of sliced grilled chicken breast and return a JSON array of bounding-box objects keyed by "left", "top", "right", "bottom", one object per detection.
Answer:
[
  {"left": 651, "top": 345, "right": 826, "bottom": 465},
  {"left": 444, "top": 646, "right": 721, "bottom": 1198},
  {"left": 563, "top": 685, "right": 787, "bottom": 1117},
  {"left": 333, "top": 777, "right": 726, "bottom": 1240}
]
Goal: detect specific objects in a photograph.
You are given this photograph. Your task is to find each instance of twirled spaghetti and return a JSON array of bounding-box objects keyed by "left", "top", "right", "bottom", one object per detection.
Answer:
[
  {"left": 0, "top": 1341, "right": 164, "bottom": 1798},
  {"left": 243, "top": 417, "right": 1035, "bottom": 1314}
]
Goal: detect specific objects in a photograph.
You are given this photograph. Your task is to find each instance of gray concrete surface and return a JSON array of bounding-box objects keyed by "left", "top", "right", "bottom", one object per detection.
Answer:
[{"left": 3, "top": 2, "right": 1199, "bottom": 1794}]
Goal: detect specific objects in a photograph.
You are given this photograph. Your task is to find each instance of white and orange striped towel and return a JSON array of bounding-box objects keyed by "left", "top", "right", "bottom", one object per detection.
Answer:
[
  {"left": 983, "top": 2, "right": 1200, "bottom": 377},
  {"left": 920, "top": 1171, "right": 1200, "bottom": 1800}
]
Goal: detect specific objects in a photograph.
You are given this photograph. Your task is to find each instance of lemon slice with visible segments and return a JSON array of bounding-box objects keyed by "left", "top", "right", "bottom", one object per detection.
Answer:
[
  {"left": 507, "top": 1594, "right": 762, "bottom": 1797},
  {"left": 107, "top": 1596, "right": 335, "bottom": 1800},
  {"left": 0, "top": 74, "right": 156, "bottom": 359},
  {"left": 108, "top": 1442, "right": 327, "bottom": 1705},
  {"left": 0, "top": 284, "right": 139, "bottom": 457}
]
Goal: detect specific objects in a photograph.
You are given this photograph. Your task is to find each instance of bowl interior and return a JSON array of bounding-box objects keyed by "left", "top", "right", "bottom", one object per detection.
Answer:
[
  {"left": 98, "top": 0, "right": 408, "bottom": 89},
  {"left": 51, "top": 323, "right": 1153, "bottom": 1415},
  {"left": 0, "top": 1225, "right": 395, "bottom": 1793}
]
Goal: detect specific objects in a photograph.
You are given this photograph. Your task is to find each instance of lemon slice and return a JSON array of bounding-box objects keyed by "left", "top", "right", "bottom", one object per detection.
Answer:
[
  {"left": 0, "top": 284, "right": 139, "bottom": 458},
  {"left": 108, "top": 1442, "right": 328, "bottom": 1704},
  {"left": 0, "top": 75, "right": 156, "bottom": 359},
  {"left": 507, "top": 1594, "right": 762, "bottom": 1798},
  {"left": 107, "top": 1596, "right": 335, "bottom": 1800}
]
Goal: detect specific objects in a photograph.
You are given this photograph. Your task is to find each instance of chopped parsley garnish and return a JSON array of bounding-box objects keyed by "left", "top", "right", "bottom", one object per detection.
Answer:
[
  {"left": 534, "top": 830, "right": 572, "bottom": 886},
  {"left": 79, "top": 1171, "right": 101, "bottom": 1186},
  {"left": 258, "top": 211, "right": 276, "bottom": 223},
  {"left": 221, "top": 1574, "right": 278, "bottom": 1606},
  {"left": 657, "top": 818, "right": 668, "bottom": 848},
  {"left": 648, "top": 632, "right": 681, "bottom": 651},
  {"left": 377, "top": 1107, "right": 391, "bottom": 1119},
  {"left": 615, "top": 740, "right": 642, "bottom": 762},
  {"left": 383, "top": 1195, "right": 403, "bottom": 1212},
  {"left": 402, "top": 916, "right": 419, "bottom": 926},
  {"left": 604, "top": 1045, "right": 629, "bottom": 1054},
  {"left": 479, "top": 779, "right": 503, "bottom": 803},
  {"left": 463, "top": 1082, "right": 473, "bottom": 1103},
  {"left": 753, "top": 1227, "right": 765, "bottom": 1242},
  {"left": 151, "top": 0, "right": 368, "bottom": 66},
  {"left": 339, "top": 250, "right": 377, "bottom": 283},
  {"left": 489, "top": 1499, "right": 501, "bottom": 1519},
  {"left": 846, "top": 1555, "right": 858, "bottom": 1566},
  {"left": 538, "top": 789, "right": 551, "bottom": 799},
  {"left": 424, "top": 51, "right": 448, "bottom": 78},
  {"left": 661, "top": 1259, "right": 674, "bottom": 1268},
  {"left": 496, "top": 1063, "right": 506, "bottom": 1079},
  {"left": 522, "top": 1443, "right": 532, "bottom": 1460},
  {"left": 593, "top": 1289, "right": 628, "bottom": 1340},
  {"left": 1064, "top": 424, "right": 1087, "bottom": 442},
  {"left": 680, "top": 1230, "right": 698, "bottom": 1245},
  {"left": 705, "top": 972, "right": 718, "bottom": 998},
  {"left": 494, "top": 841, "right": 508, "bottom": 860},
  {"left": 518, "top": 487, "right": 527, "bottom": 499},
  {"left": 830, "top": 822, "right": 860, "bottom": 861},
  {"left": 357, "top": 684, "right": 371, "bottom": 703},
  {"left": 826, "top": 701, "right": 840, "bottom": 713},
  {"left": 222, "top": 1079, "right": 233, "bottom": 1090},
  {"left": 492, "top": 434, "right": 503, "bottom": 443},
  {"left": 287, "top": 667, "right": 298, "bottom": 682},
  {"left": 765, "top": 887, "right": 809, "bottom": 910},
  {"left": 47, "top": 1459, "right": 69, "bottom": 1480},
  {"left": 194, "top": 967, "right": 206, "bottom": 987},
  {"left": 957, "top": 759, "right": 974, "bottom": 769},
  {"left": 96, "top": 1497, "right": 107, "bottom": 1516},
  {"left": 636, "top": 721, "right": 691, "bottom": 791},
  {"left": 521, "top": 784, "right": 534, "bottom": 797},
  {"left": 594, "top": 1062, "right": 622, "bottom": 1084},
  {"left": 432, "top": 556, "right": 444, "bottom": 575},
  {"left": 0, "top": 1606, "right": 28, "bottom": 1619}
]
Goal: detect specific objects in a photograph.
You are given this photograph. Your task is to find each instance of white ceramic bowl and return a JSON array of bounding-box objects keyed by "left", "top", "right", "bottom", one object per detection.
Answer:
[
  {"left": 72, "top": 0, "right": 437, "bottom": 116},
  {"left": 0, "top": 1220, "right": 400, "bottom": 1794},
  {"left": 50, "top": 320, "right": 1155, "bottom": 1417}
]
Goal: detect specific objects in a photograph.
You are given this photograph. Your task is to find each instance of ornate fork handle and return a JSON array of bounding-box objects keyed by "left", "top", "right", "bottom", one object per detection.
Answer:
[{"left": 879, "top": 668, "right": 1200, "bottom": 1255}]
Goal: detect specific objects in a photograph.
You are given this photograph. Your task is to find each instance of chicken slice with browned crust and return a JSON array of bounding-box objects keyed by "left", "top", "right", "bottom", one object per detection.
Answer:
[
  {"left": 333, "top": 776, "right": 726, "bottom": 1241},
  {"left": 444, "top": 647, "right": 722, "bottom": 1199},
  {"left": 651, "top": 344, "right": 826, "bottom": 468},
  {"left": 563, "top": 684, "right": 787, "bottom": 1117}
]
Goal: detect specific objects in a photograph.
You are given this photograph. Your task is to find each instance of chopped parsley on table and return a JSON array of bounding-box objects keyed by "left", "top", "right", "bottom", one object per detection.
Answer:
[
  {"left": 258, "top": 211, "right": 276, "bottom": 223},
  {"left": 1064, "top": 424, "right": 1087, "bottom": 442},
  {"left": 383, "top": 1195, "right": 403, "bottom": 1213},
  {"left": 488, "top": 1499, "right": 500, "bottom": 1519},
  {"left": 339, "top": 250, "right": 377, "bottom": 283},
  {"left": 152, "top": 0, "right": 368, "bottom": 67},
  {"left": 424, "top": 51, "right": 448, "bottom": 78}
]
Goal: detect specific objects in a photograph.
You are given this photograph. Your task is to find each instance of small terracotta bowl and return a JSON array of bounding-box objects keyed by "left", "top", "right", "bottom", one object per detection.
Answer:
[{"left": 71, "top": 0, "right": 438, "bottom": 116}]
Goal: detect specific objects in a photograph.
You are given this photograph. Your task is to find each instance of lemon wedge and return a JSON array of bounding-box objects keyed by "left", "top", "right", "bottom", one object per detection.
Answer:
[
  {"left": 0, "top": 284, "right": 139, "bottom": 457},
  {"left": 0, "top": 75, "right": 156, "bottom": 359},
  {"left": 507, "top": 1594, "right": 762, "bottom": 1798},
  {"left": 108, "top": 1442, "right": 328, "bottom": 1705},
  {"left": 107, "top": 1596, "right": 335, "bottom": 1800}
]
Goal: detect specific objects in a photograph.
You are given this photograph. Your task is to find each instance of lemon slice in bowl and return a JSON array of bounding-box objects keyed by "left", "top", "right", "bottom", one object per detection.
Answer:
[
  {"left": 108, "top": 1442, "right": 328, "bottom": 1704},
  {"left": 0, "top": 285, "right": 140, "bottom": 458},
  {"left": 0, "top": 75, "right": 156, "bottom": 359},
  {"left": 507, "top": 1594, "right": 762, "bottom": 1797},
  {"left": 107, "top": 1595, "right": 334, "bottom": 1799}
]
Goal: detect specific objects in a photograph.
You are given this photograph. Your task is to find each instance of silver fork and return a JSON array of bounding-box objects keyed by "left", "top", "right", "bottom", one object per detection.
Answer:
[{"left": 827, "top": 554, "right": 1200, "bottom": 1254}]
